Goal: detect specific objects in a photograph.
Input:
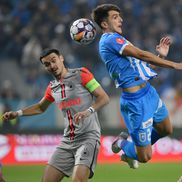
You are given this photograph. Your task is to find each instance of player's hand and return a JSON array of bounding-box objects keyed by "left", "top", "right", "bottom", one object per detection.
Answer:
[
  {"left": 74, "top": 110, "right": 91, "bottom": 124},
  {"left": 156, "top": 36, "right": 171, "bottom": 58},
  {"left": 2, "top": 111, "right": 18, "bottom": 122}
]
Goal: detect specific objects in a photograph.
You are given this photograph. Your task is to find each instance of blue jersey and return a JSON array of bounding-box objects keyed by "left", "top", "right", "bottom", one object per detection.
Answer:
[{"left": 99, "top": 32, "right": 157, "bottom": 89}]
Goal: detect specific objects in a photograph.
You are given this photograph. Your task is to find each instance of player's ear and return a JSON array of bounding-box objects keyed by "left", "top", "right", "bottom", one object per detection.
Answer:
[
  {"left": 59, "top": 55, "right": 64, "bottom": 62},
  {"left": 101, "top": 21, "right": 108, "bottom": 29}
]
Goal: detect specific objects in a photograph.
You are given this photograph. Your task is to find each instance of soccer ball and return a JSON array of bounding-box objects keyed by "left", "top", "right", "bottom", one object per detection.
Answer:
[{"left": 70, "top": 18, "right": 96, "bottom": 45}]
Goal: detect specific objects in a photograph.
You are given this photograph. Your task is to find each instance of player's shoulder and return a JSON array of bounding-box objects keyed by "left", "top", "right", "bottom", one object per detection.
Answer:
[
  {"left": 80, "top": 67, "right": 94, "bottom": 86},
  {"left": 101, "top": 32, "right": 126, "bottom": 44},
  {"left": 66, "top": 67, "right": 93, "bottom": 78},
  {"left": 80, "top": 67, "right": 91, "bottom": 73},
  {"left": 80, "top": 67, "right": 93, "bottom": 78},
  {"left": 66, "top": 67, "right": 89, "bottom": 75},
  {"left": 63, "top": 68, "right": 81, "bottom": 79}
]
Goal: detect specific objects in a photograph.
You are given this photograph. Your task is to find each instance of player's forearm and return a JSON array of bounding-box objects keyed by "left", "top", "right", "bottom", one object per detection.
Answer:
[
  {"left": 91, "top": 93, "right": 109, "bottom": 111},
  {"left": 20, "top": 103, "right": 45, "bottom": 116},
  {"left": 2, "top": 98, "right": 51, "bottom": 121},
  {"left": 148, "top": 55, "right": 165, "bottom": 70},
  {"left": 138, "top": 51, "right": 176, "bottom": 69},
  {"left": 124, "top": 45, "right": 177, "bottom": 69}
]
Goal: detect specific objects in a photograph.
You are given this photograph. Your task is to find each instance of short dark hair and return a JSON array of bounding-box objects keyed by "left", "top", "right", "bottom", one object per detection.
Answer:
[
  {"left": 91, "top": 4, "right": 121, "bottom": 29},
  {"left": 39, "top": 48, "right": 60, "bottom": 62}
]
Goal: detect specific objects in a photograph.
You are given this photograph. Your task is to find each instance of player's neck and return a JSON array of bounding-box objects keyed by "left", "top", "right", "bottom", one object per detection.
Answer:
[
  {"left": 55, "top": 68, "right": 68, "bottom": 81},
  {"left": 103, "top": 29, "right": 122, "bottom": 35},
  {"left": 103, "top": 29, "right": 112, "bottom": 33}
]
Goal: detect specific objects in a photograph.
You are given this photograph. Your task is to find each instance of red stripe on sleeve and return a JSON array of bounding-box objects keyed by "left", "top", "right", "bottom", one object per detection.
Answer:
[
  {"left": 80, "top": 67, "right": 94, "bottom": 87},
  {"left": 44, "top": 84, "right": 55, "bottom": 102}
]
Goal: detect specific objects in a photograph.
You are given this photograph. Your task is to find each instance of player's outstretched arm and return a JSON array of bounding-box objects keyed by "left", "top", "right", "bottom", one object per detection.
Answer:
[
  {"left": 123, "top": 44, "right": 182, "bottom": 70},
  {"left": 2, "top": 98, "right": 52, "bottom": 121}
]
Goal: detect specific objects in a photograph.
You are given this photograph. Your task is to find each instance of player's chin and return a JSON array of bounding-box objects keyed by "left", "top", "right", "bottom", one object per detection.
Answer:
[
  {"left": 117, "top": 29, "right": 122, "bottom": 34},
  {"left": 53, "top": 72, "right": 60, "bottom": 78}
]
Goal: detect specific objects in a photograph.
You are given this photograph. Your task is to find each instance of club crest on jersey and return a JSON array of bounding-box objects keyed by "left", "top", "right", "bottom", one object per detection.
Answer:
[
  {"left": 139, "top": 132, "right": 146, "bottom": 143},
  {"left": 50, "top": 80, "right": 61, "bottom": 92},
  {"left": 52, "top": 84, "right": 61, "bottom": 92},
  {"left": 116, "top": 38, "right": 124, "bottom": 44}
]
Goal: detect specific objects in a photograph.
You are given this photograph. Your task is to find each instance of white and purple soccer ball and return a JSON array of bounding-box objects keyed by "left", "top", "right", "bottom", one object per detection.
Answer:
[{"left": 70, "top": 18, "right": 96, "bottom": 45}]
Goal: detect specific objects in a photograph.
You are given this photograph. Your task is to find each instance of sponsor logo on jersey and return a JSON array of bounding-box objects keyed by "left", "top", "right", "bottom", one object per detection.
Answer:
[
  {"left": 142, "top": 118, "right": 153, "bottom": 129},
  {"left": 59, "top": 97, "right": 81, "bottom": 109},
  {"left": 116, "top": 38, "right": 124, "bottom": 44}
]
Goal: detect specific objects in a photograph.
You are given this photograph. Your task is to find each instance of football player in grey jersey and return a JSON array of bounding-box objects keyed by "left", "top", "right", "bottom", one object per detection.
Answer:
[{"left": 2, "top": 48, "right": 109, "bottom": 182}]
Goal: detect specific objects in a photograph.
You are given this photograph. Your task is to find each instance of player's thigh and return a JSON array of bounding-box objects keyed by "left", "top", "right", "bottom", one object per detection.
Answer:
[
  {"left": 48, "top": 146, "right": 75, "bottom": 178},
  {"left": 153, "top": 99, "right": 173, "bottom": 135},
  {"left": 154, "top": 116, "right": 173, "bottom": 136},
  {"left": 136, "top": 144, "right": 152, "bottom": 163},
  {"left": 42, "top": 164, "right": 65, "bottom": 182},
  {"left": 72, "top": 165, "right": 90, "bottom": 182},
  {"left": 75, "top": 139, "right": 100, "bottom": 179}
]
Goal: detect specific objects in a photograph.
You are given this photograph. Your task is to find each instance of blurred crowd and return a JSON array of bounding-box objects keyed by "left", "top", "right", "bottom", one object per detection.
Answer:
[
  {"left": 0, "top": 0, "right": 181, "bottom": 128},
  {"left": 0, "top": 0, "right": 181, "bottom": 96}
]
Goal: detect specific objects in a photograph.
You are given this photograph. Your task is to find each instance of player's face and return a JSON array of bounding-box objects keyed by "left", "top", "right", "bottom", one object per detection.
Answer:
[
  {"left": 104, "top": 10, "right": 123, "bottom": 34},
  {"left": 41, "top": 53, "right": 65, "bottom": 79}
]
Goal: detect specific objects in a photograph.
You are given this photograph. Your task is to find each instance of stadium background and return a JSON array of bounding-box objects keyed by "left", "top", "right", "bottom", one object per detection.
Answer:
[{"left": 0, "top": 0, "right": 181, "bottom": 181}]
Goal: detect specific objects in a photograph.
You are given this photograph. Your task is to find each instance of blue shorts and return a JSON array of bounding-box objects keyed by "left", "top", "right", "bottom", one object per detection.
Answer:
[{"left": 120, "top": 82, "right": 168, "bottom": 147}]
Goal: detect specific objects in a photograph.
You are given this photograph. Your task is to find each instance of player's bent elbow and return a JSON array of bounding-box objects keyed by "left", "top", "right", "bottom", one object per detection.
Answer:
[
  {"left": 100, "top": 92, "right": 110, "bottom": 105},
  {"left": 165, "top": 127, "right": 173, "bottom": 136},
  {"left": 161, "top": 125, "right": 173, "bottom": 137},
  {"left": 104, "top": 94, "right": 110, "bottom": 105}
]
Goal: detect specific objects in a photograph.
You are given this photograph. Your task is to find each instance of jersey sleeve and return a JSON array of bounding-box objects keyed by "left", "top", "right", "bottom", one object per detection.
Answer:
[
  {"left": 44, "top": 84, "right": 55, "bottom": 102},
  {"left": 108, "top": 34, "right": 128, "bottom": 55},
  {"left": 80, "top": 67, "right": 100, "bottom": 93}
]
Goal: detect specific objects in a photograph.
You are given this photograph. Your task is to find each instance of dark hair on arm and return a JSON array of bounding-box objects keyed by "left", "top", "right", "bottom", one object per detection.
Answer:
[
  {"left": 91, "top": 4, "right": 121, "bottom": 29},
  {"left": 39, "top": 48, "right": 60, "bottom": 62}
]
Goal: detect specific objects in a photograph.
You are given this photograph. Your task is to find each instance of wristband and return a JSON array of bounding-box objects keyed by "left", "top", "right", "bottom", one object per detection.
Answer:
[
  {"left": 87, "top": 107, "right": 95, "bottom": 113},
  {"left": 16, "top": 110, "right": 23, "bottom": 116}
]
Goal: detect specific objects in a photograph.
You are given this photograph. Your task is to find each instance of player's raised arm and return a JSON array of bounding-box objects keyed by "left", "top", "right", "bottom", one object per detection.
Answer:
[
  {"left": 122, "top": 43, "right": 182, "bottom": 70},
  {"left": 2, "top": 97, "right": 52, "bottom": 121}
]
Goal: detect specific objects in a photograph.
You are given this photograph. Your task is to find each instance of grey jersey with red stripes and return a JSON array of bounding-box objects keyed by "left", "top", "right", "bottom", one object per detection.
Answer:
[{"left": 44, "top": 68, "right": 101, "bottom": 143}]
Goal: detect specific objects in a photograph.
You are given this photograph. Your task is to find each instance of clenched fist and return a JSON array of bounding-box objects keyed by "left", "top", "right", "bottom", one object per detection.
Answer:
[{"left": 2, "top": 111, "right": 18, "bottom": 122}]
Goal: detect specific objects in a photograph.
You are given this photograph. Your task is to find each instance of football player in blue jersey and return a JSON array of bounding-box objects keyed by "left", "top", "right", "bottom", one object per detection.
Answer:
[{"left": 92, "top": 4, "right": 182, "bottom": 168}]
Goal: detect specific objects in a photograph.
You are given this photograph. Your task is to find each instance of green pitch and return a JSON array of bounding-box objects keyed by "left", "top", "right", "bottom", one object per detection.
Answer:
[{"left": 3, "top": 163, "right": 182, "bottom": 182}]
